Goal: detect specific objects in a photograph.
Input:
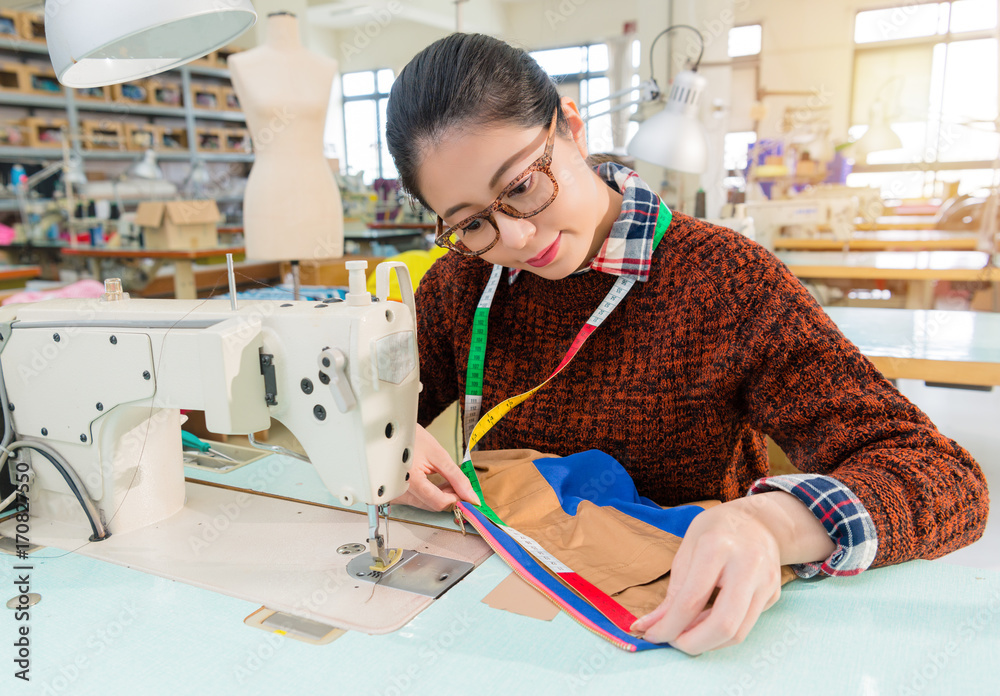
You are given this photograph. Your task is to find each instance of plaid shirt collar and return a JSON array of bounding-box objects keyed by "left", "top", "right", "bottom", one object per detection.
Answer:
[{"left": 508, "top": 162, "right": 664, "bottom": 284}]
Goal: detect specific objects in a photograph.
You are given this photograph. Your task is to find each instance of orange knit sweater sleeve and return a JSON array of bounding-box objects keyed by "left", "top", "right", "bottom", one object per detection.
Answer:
[{"left": 720, "top": 241, "right": 989, "bottom": 568}]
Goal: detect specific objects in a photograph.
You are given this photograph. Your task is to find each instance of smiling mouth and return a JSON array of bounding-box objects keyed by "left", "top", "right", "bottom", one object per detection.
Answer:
[{"left": 526, "top": 234, "right": 561, "bottom": 267}]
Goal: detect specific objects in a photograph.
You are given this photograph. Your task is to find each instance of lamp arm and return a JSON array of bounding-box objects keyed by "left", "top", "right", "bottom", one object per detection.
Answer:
[
  {"left": 581, "top": 99, "right": 649, "bottom": 122},
  {"left": 579, "top": 79, "right": 661, "bottom": 114},
  {"left": 580, "top": 83, "right": 646, "bottom": 109},
  {"left": 648, "top": 24, "right": 705, "bottom": 85},
  {"left": 24, "top": 162, "right": 67, "bottom": 191}
]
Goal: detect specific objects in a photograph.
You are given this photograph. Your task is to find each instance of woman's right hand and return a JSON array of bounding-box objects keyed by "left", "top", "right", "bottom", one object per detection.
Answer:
[{"left": 391, "top": 424, "right": 481, "bottom": 511}]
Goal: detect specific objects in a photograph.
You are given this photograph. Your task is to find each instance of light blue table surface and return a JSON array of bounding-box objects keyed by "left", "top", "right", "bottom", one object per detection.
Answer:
[
  {"left": 3, "top": 454, "right": 999, "bottom": 694},
  {"left": 776, "top": 250, "right": 994, "bottom": 271},
  {"left": 826, "top": 307, "right": 1000, "bottom": 363}
]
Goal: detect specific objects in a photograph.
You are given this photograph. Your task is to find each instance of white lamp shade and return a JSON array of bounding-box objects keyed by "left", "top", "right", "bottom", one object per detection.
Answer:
[
  {"left": 63, "top": 156, "right": 88, "bottom": 187},
  {"left": 852, "top": 101, "right": 903, "bottom": 163},
  {"left": 128, "top": 150, "right": 163, "bottom": 180},
  {"left": 46, "top": 0, "right": 257, "bottom": 88},
  {"left": 627, "top": 70, "right": 709, "bottom": 174}
]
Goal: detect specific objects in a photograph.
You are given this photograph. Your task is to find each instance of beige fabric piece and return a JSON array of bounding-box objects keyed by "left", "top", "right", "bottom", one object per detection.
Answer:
[
  {"left": 482, "top": 572, "right": 561, "bottom": 621},
  {"left": 472, "top": 449, "right": 795, "bottom": 619}
]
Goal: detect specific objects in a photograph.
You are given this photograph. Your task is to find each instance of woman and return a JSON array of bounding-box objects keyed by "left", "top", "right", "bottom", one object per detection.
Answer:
[{"left": 384, "top": 33, "right": 988, "bottom": 654}]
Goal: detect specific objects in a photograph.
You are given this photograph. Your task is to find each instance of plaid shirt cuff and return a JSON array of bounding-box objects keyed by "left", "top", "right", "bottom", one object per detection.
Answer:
[{"left": 748, "top": 474, "right": 878, "bottom": 579}]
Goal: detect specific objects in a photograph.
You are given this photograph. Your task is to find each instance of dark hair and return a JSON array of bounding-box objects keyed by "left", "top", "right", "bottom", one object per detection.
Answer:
[{"left": 386, "top": 33, "right": 566, "bottom": 210}]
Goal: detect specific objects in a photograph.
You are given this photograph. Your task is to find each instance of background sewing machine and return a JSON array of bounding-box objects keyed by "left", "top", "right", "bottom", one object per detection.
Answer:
[
  {"left": 746, "top": 185, "right": 883, "bottom": 252},
  {"left": 0, "top": 261, "right": 486, "bottom": 636}
]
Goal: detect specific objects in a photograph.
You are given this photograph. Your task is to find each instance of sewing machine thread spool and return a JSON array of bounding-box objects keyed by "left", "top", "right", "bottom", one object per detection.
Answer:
[
  {"left": 345, "top": 260, "right": 370, "bottom": 307},
  {"left": 101, "top": 277, "right": 127, "bottom": 302}
]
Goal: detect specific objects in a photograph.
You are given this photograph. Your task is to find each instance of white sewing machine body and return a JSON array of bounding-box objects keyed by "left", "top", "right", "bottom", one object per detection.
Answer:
[
  {"left": 0, "top": 270, "right": 418, "bottom": 539},
  {"left": 746, "top": 185, "right": 883, "bottom": 251}
]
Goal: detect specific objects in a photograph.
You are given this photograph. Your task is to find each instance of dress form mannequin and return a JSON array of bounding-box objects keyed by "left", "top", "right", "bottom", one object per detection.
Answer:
[{"left": 229, "top": 12, "right": 343, "bottom": 261}]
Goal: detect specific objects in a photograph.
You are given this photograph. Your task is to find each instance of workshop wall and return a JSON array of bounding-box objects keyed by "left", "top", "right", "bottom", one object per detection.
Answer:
[{"left": 248, "top": 0, "right": 923, "bottom": 217}]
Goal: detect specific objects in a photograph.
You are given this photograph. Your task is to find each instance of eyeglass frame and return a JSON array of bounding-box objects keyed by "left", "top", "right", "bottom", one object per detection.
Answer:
[{"left": 434, "top": 106, "right": 561, "bottom": 257}]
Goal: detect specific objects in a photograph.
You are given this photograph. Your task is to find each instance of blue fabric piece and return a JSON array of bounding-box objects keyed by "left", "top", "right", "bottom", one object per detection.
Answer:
[
  {"left": 461, "top": 503, "right": 664, "bottom": 652},
  {"left": 532, "top": 450, "right": 705, "bottom": 538}
]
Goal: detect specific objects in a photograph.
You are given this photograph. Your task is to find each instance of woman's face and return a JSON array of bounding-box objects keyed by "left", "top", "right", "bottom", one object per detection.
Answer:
[{"left": 416, "top": 102, "right": 619, "bottom": 280}]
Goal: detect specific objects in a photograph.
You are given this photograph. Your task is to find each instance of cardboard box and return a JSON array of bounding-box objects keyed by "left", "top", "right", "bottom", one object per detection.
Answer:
[
  {"left": 796, "top": 160, "right": 818, "bottom": 177},
  {"left": 112, "top": 81, "right": 150, "bottom": 105},
  {"left": 159, "top": 126, "right": 189, "bottom": 152},
  {"left": 191, "top": 83, "right": 221, "bottom": 110},
  {"left": 136, "top": 200, "right": 221, "bottom": 251},
  {"left": 0, "top": 11, "right": 20, "bottom": 40},
  {"left": 0, "top": 119, "right": 25, "bottom": 147},
  {"left": 0, "top": 62, "right": 28, "bottom": 93},
  {"left": 279, "top": 256, "right": 384, "bottom": 287},
  {"left": 125, "top": 122, "right": 162, "bottom": 151},
  {"left": 196, "top": 127, "right": 223, "bottom": 153},
  {"left": 222, "top": 127, "right": 251, "bottom": 154},
  {"left": 220, "top": 86, "right": 240, "bottom": 112},
  {"left": 24, "top": 65, "right": 64, "bottom": 97},
  {"left": 17, "top": 11, "right": 45, "bottom": 43},
  {"left": 81, "top": 119, "right": 125, "bottom": 150},
  {"left": 147, "top": 78, "right": 183, "bottom": 108},
  {"left": 22, "top": 116, "right": 68, "bottom": 148},
  {"left": 75, "top": 85, "right": 111, "bottom": 103}
]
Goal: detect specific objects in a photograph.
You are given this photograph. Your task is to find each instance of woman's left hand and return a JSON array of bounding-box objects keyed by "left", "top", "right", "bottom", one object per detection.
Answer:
[{"left": 631, "top": 492, "right": 833, "bottom": 655}]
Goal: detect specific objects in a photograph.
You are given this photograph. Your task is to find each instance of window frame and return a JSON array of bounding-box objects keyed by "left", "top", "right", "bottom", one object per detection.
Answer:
[
  {"left": 848, "top": 0, "right": 998, "bottom": 193},
  {"left": 340, "top": 68, "right": 394, "bottom": 183},
  {"left": 529, "top": 42, "right": 620, "bottom": 153}
]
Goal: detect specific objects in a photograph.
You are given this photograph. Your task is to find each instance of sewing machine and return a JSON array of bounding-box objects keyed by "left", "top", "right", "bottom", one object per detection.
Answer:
[
  {"left": 746, "top": 185, "right": 883, "bottom": 251},
  {"left": 0, "top": 261, "right": 479, "bottom": 617}
]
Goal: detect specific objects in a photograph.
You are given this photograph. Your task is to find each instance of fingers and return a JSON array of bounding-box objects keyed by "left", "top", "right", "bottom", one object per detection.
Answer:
[
  {"left": 714, "top": 585, "right": 781, "bottom": 651},
  {"left": 640, "top": 553, "right": 782, "bottom": 655},
  {"left": 635, "top": 542, "right": 726, "bottom": 645},
  {"left": 393, "top": 426, "right": 481, "bottom": 510},
  {"left": 764, "top": 585, "right": 781, "bottom": 611},
  {"left": 414, "top": 425, "right": 481, "bottom": 506},
  {"left": 668, "top": 564, "right": 760, "bottom": 655},
  {"left": 396, "top": 475, "right": 459, "bottom": 512},
  {"left": 630, "top": 537, "right": 695, "bottom": 634},
  {"left": 433, "top": 456, "right": 481, "bottom": 506}
]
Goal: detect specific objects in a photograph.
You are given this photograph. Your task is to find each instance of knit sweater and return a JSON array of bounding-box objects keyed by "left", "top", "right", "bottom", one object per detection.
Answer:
[{"left": 415, "top": 211, "right": 989, "bottom": 569}]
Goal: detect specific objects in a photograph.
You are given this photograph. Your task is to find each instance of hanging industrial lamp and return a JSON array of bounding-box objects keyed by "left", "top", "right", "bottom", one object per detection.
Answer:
[{"left": 46, "top": 0, "right": 258, "bottom": 87}]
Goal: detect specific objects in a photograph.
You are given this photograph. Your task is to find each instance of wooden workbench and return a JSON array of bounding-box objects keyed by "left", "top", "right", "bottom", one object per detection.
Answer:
[
  {"left": 58, "top": 246, "right": 272, "bottom": 299},
  {"left": 774, "top": 229, "right": 980, "bottom": 252},
  {"left": 778, "top": 250, "right": 999, "bottom": 309},
  {"left": 0, "top": 264, "right": 40, "bottom": 287}
]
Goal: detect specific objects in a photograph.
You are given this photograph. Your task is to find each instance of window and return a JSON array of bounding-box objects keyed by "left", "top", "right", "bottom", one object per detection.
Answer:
[
  {"left": 340, "top": 68, "right": 396, "bottom": 184},
  {"left": 851, "top": 1, "right": 998, "bottom": 196},
  {"left": 724, "top": 131, "right": 758, "bottom": 173},
  {"left": 530, "top": 43, "right": 619, "bottom": 153},
  {"left": 728, "top": 25, "right": 762, "bottom": 57},
  {"left": 855, "top": 0, "right": 996, "bottom": 44}
]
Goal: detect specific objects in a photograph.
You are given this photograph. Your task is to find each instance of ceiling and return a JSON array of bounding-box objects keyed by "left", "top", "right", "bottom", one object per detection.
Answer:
[{"left": 305, "top": 0, "right": 514, "bottom": 31}]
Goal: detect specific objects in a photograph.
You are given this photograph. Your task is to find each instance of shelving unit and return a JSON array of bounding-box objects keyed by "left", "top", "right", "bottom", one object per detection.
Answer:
[
  {"left": 0, "top": 193, "right": 244, "bottom": 212},
  {"left": 0, "top": 37, "right": 252, "bottom": 167}
]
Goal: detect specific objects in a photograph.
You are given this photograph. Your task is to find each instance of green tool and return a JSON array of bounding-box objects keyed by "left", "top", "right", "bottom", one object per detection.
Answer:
[{"left": 181, "top": 430, "right": 238, "bottom": 463}]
